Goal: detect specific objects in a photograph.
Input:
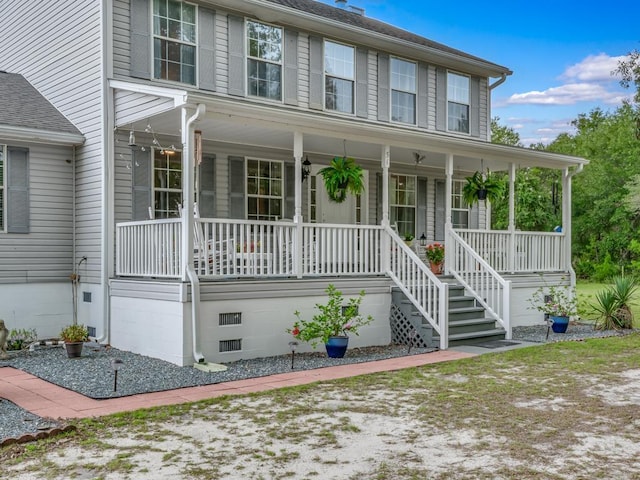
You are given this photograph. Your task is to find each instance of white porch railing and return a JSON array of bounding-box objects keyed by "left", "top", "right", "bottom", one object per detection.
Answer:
[
  {"left": 456, "top": 229, "right": 566, "bottom": 272},
  {"left": 116, "top": 218, "right": 182, "bottom": 278},
  {"left": 447, "top": 229, "right": 511, "bottom": 337},
  {"left": 386, "top": 226, "right": 448, "bottom": 349}
]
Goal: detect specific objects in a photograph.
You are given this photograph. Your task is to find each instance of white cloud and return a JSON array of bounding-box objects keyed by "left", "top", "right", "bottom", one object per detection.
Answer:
[
  {"left": 508, "top": 82, "right": 624, "bottom": 105},
  {"left": 561, "top": 53, "right": 627, "bottom": 82}
]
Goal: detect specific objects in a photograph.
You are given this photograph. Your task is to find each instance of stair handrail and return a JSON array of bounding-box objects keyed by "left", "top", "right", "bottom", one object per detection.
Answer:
[
  {"left": 447, "top": 228, "right": 511, "bottom": 338},
  {"left": 385, "top": 226, "right": 449, "bottom": 349}
]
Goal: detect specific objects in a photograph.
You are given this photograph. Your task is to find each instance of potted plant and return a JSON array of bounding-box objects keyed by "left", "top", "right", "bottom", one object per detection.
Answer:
[
  {"left": 425, "top": 243, "right": 445, "bottom": 275},
  {"left": 528, "top": 284, "right": 578, "bottom": 333},
  {"left": 59, "top": 324, "right": 89, "bottom": 358},
  {"left": 403, "top": 232, "right": 414, "bottom": 246},
  {"left": 287, "top": 284, "right": 373, "bottom": 358},
  {"left": 462, "top": 171, "right": 504, "bottom": 206},
  {"left": 318, "top": 156, "right": 365, "bottom": 203}
]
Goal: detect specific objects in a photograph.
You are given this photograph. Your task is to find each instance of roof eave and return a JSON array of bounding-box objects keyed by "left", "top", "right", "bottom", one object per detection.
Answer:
[{"left": 0, "top": 125, "right": 85, "bottom": 146}]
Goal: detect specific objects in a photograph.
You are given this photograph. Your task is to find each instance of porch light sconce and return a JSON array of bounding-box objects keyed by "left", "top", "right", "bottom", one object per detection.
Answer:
[
  {"left": 301, "top": 156, "right": 312, "bottom": 182},
  {"left": 419, "top": 233, "right": 427, "bottom": 246},
  {"left": 111, "top": 358, "right": 124, "bottom": 392},
  {"left": 128, "top": 130, "right": 136, "bottom": 147}
]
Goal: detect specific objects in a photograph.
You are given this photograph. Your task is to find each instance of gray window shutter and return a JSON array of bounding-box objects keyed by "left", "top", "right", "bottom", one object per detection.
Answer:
[
  {"left": 199, "top": 155, "right": 216, "bottom": 218},
  {"left": 376, "top": 172, "right": 382, "bottom": 224},
  {"left": 435, "top": 67, "right": 446, "bottom": 131},
  {"left": 284, "top": 163, "right": 295, "bottom": 219},
  {"left": 469, "top": 203, "right": 480, "bottom": 229},
  {"left": 130, "top": 0, "right": 151, "bottom": 79},
  {"left": 227, "top": 15, "right": 245, "bottom": 97},
  {"left": 434, "top": 180, "right": 445, "bottom": 241},
  {"left": 417, "top": 63, "right": 428, "bottom": 128},
  {"left": 470, "top": 76, "right": 480, "bottom": 137},
  {"left": 356, "top": 47, "right": 368, "bottom": 118},
  {"left": 228, "top": 156, "right": 245, "bottom": 219},
  {"left": 6, "top": 147, "right": 29, "bottom": 233},
  {"left": 309, "top": 36, "right": 323, "bottom": 110},
  {"left": 377, "top": 53, "right": 389, "bottom": 122},
  {"left": 132, "top": 149, "right": 151, "bottom": 220},
  {"left": 284, "top": 29, "right": 299, "bottom": 106},
  {"left": 416, "top": 177, "right": 427, "bottom": 239},
  {"left": 199, "top": 8, "right": 216, "bottom": 91}
]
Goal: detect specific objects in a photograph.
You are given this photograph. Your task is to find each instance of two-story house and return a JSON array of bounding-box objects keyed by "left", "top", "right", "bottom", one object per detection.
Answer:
[{"left": 0, "top": 0, "right": 587, "bottom": 366}]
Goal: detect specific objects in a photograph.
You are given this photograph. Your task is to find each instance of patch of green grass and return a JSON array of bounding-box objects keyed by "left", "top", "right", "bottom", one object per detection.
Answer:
[{"left": 576, "top": 280, "right": 640, "bottom": 321}]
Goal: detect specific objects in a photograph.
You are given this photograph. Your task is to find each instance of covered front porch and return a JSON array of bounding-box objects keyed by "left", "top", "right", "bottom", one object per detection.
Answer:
[{"left": 108, "top": 81, "right": 586, "bottom": 363}]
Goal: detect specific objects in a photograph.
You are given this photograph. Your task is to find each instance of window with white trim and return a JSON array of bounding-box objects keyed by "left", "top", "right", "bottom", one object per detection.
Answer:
[
  {"left": 153, "top": 0, "right": 196, "bottom": 85},
  {"left": 390, "top": 174, "right": 416, "bottom": 237},
  {"left": 247, "top": 159, "right": 282, "bottom": 220},
  {"left": 324, "top": 41, "right": 354, "bottom": 113},
  {"left": 0, "top": 145, "right": 4, "bottom": 230},
  {"left": 153, "top": 149, "right": 182, "bottom": 218},
  {"left": 246, "top": 20, "right": 282, "bottom": 100},
  {"left": 391, "top": 57, "right": 416, "bottom": 124},
  {"left": 447, "top": 72, "right": 470, "bottom": 133},
  {"left": 452, "top": 179, "right": 469, "bottom": 228}
]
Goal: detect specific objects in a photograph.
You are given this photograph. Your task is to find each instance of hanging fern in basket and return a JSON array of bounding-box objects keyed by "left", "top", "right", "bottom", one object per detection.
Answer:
[{"left": 319, "top": 156, "right": 365, "bottom": 203}]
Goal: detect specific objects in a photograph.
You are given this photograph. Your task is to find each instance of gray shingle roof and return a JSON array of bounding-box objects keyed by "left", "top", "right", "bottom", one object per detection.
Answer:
[
  {"left": 0, "top": 71, "right": 82, "bottom": 135},
  {"left": 265, "top": 0, "right": 510, "bottom": 73}
]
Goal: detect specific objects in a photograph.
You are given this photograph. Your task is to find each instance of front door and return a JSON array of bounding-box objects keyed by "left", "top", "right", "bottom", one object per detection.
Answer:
[{"left": 310, "top": 165, "right": 368, "bottom": 224}]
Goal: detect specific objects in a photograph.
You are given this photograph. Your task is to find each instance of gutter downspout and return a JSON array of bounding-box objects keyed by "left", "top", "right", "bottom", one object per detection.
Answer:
[
  {"left": 182, "top": 104, "right": 206, "bottom": 364},
  {"left": 487, "top": 74, "right": 508, "bottom": 142}
]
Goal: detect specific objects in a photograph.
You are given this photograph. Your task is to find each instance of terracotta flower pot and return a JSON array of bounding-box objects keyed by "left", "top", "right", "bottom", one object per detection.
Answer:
[{"left": 430, "top": 262, "right": 443, "bottom": 275}]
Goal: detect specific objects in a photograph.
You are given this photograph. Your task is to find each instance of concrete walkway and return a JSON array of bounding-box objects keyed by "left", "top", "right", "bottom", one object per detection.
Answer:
[{"left": 0, "top": 350, "right": 476, "bottom": 420}]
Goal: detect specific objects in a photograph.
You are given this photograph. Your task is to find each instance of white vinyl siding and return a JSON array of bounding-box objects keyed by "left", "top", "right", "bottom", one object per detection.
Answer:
[
  {"left": 0, "top": 0, "right": 104, "bottom": 284},
  {"left": 0, "top": 145, "right": 4, "bottom": 230},
  {"left": 298, "top": 33, "right": 310, "bottom": 108}
]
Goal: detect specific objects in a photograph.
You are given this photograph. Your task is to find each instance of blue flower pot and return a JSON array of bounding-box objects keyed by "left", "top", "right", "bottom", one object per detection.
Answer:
[
  {"left": 550, "top": 316, "right": 569, "bottom": 333},
  {"left": 325, "top": 336, "right": 349, "bottom": 358}
]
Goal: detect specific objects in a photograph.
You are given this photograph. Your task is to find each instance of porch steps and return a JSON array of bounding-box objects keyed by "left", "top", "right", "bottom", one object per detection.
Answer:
[{"left": 391, "top": 282, "right": 506, "bottom": 348}]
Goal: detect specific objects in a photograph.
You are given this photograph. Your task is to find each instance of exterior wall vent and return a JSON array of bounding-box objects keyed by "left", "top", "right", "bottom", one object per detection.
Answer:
[
  {"left": 83, "top": 292, "right": 92, "bottom": 303},
  {"left": 87, "top": 326, "right": 96, "bottom": 337},
  {"left": 219, "top": 339, "right": 242, "bottom": 352},
  {"left": 219, "top": 312, "right": 242, "bottom": 326}
]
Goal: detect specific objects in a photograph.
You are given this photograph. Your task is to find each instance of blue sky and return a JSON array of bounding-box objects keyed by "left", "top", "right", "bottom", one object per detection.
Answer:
[{"left": 319, "top": 0, "right": 640, "bottom": 146}]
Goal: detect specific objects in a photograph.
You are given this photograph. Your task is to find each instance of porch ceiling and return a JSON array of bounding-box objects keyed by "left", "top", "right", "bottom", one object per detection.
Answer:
[{"left": 118, "top": 85, "right": 587, "bottom": 173}]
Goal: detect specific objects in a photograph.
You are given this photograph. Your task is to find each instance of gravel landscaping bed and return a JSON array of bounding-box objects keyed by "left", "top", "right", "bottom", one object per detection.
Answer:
[{"left": 1, "top": 322, "right": 635, "bottom": 443}]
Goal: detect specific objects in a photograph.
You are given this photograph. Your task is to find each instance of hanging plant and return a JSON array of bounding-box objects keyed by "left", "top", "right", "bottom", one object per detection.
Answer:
[
  {"left": 462, "top": 171, "right": 505, "bottom": 206},
  {"left": 319, "top": 156, "right": 365, "bottom": 203}
]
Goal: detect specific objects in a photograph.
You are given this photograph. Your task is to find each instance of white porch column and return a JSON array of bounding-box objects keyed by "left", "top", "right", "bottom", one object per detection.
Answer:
[
  {"left": 381, "top": 145, "right": 391, "bottom": 272},
  {"left": 562, "top": 167, "right": 573, "bottom": 281},
  {"left": 293, "top": 132, "right": 304, "bottom": 278},
  {"left": 508, "top": 162, "right": 516, "bottom": 272},
  {"left": 180, "top": 105, "right": 206, "bottom": 281},
  {"left": 444, "top": 153, "right": 453, "bottom": 272}
]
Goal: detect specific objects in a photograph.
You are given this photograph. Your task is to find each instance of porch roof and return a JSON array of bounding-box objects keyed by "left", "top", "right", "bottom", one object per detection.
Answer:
[{"left": 112, "top": 80, "right": 588, "bottom": 173}]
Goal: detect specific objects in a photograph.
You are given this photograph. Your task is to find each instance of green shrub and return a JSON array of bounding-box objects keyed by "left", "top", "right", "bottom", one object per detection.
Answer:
[
  {"left": 7, "top": 328, "right": 38, "bottom": 351},
  {"left": 592, "top": 253, "right": 619, "bottom": 282}
]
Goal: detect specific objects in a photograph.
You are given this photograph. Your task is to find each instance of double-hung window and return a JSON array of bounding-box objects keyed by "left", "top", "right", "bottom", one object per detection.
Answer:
[
  {"left": 391, "top": 58, "right": 416, "bottom": 124},
  {"left": 153, "top": 149, "right": 182, "bottom": 218},
  {"left": 451, "top": 179, "right": 469, "bottom": 228},
  {"left": 390, "top": 174, "right": 416, "bottom": 237},
  {"left": 153, "top": 0, "right": 196, "bottom": 85},
  {"left": 447, "top": 72, "right": 470, "bottom": 133},
  {"left": 247, "top": 159, "right": 282, "bottom": 220},
  {"left": 324, "top": 41, "right": 354, "bottom": 114},
  {"left": 246, "top": 20, "right": 282, "bottom": 101}
]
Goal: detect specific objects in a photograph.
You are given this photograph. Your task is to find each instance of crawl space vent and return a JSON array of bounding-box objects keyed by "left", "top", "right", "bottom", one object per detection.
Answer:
[
  {"left": 219, "top": 339, "right": 242, "bottom": 353},
  {"left": 219, "top": 312, "right": 242, "bottom": 326}
]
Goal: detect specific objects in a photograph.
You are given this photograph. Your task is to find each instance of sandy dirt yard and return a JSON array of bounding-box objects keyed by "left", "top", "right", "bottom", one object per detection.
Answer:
[{"left": 3, "top": 346, "right": 640, "bottom": 479}]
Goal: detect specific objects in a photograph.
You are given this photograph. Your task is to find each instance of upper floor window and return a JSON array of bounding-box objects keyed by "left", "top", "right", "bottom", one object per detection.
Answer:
[
  {"left": 153, "top": 148, "right": 182, "bottom": 218},
  {"left": 247, "top": 159, "right": 282, "bottom": 220},
  {"left": 325, "top": 41, "right": 354, "bottom": 114},
  {"left": 246, "top": 20, "right": 283, "bottom": 101},
  {"left": 391, "top": 58, "right": 416, "bottom": 124},
  {"left": 447, "top": 72, "right": 470, "bottom": 133},
  {"left": 153, "top": 0, "right": 196, "bottom": 85}
]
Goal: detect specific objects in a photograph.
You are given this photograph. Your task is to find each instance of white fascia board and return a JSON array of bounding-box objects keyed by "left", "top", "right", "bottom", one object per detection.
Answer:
[
  {"left": 189, "top": 93, "right": 587, "bottom": 169},
  {"left": 109, "top": 79, "right": 188, "bottom": 108},
  {"left": 212, "top": 0, "right": 511, "bottom": 78},
  {"left": 0, "top": 125, "right": 85, "bottom": 146}
]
